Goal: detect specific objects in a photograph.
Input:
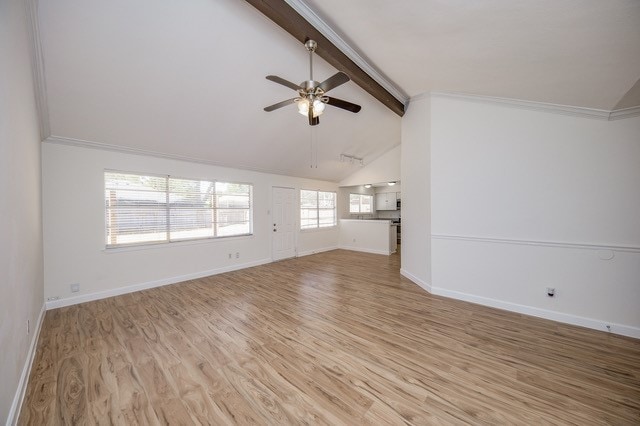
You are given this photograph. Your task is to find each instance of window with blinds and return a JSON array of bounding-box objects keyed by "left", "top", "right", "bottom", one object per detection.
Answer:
[
  {"left": 105, "top": 171, "right": 252, "bottom": 247},
  {"left": 300, "top": 189, "right": 337, "bottom": 230},
  {"left": 349, "top": 193, "right": 373, "bottom": 214}
]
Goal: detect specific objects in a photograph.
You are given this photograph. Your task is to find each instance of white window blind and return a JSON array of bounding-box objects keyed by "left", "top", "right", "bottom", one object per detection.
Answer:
[
  {"left": 349, "top": 193, "right": 373, "bottom": 214},
  {"left": 105, "top": 171, "right": 252, "bottom": 247},
  {"left": 300, "top": 190, "right": 337, "bottom": 230}
]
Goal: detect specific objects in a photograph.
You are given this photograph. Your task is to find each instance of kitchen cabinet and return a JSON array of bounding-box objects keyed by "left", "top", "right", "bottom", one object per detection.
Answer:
[{"left": 376, "top": 192, "right": 398, "bottom": 210}]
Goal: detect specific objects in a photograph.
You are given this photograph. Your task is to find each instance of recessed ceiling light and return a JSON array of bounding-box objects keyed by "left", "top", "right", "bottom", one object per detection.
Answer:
[
  {"left": 387, "top": 181, "right": 396, "bottom": 186},
  {"left": 364, "top": 184, "right": 372, "bottom": 188}
]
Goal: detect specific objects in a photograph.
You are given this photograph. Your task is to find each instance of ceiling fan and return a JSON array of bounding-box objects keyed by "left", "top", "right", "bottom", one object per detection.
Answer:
[{"left": 263, "top": 39, "right": 361, "bottom": 126}]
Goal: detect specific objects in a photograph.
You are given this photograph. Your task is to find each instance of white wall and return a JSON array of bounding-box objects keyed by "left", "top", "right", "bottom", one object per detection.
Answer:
[
  {"left": 429, "top": 95, "right": 640, "bottom": 336},
  {"left": 42, "top": 142, "right": 339, "bottom": 307},
  {"left": 339, "top": 220, "right": 394, "bottom": 255},
  {"left": 0, "top": 0, "right": 45, "bottom": 421},
  {"left": 340, "top": 144, "right": 400, "bottom": 186},
  {"left": 400, "top": 96, "right": 431, "bottom": 289}
]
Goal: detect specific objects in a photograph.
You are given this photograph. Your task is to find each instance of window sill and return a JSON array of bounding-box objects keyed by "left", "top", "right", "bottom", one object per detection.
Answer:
[
  {"left": 300, "top": 226, "right": 338, "bottom": 233},
  {"left": 103, "top": 234, "right": 254, "bottom": 253}
]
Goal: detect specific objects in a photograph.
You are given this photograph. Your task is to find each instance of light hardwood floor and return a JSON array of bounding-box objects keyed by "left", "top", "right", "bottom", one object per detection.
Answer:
[{"left": 19, "top": 249, "right": 640, "bottom": 425}]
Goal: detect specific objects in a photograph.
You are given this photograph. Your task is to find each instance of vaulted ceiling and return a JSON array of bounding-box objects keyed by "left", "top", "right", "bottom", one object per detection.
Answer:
[
  {"left": 303, "top": 0, "right": 640, "bottom": 110},
  {"left": 38, "top": 0, "right": 401, "bottom": 182},
  {"left": 38, "top": 0, "right": 640, "bottom": 181}
]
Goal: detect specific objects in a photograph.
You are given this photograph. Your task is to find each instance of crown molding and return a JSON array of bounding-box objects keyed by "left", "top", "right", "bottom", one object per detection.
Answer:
[
  {"left": 283, "top": 0, "right": 409, "bottom": 105},
  {"left": 426, "top": 91, "right": 640, "bottom": 121},
  {"left": 429, "top": 92, "right": 611, "bottom": 120},
  {"left": 608, "top": 105, "right": 640, "bottom": 121},
  {"left": 408, "top": 92, "right": 431, "bottom": 103},
  {"left": 43, "top": 135, "right": 323, "bottom": 180},
  {"left": 24, "top": 0, "right": 50, "bottom": 140}
]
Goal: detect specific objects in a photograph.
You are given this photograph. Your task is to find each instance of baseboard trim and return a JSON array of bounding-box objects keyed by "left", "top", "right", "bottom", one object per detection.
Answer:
[
  {"left": 297, "top": 246, "right": 339, "bottom": 257},
  {"left": 400, "top": 268, "right": 432, "bottom": 292},
  {"left": 45, "top": 258, "right": 272, "bottom": 310},
  {"left": 338, "top": 246, "right": 390, "bottom": 255},
  {"left": 430, "top": 287, "right": 640, "bottom": 339},
  {"left": 7, "top": 302, "right": 46, "bottom": 426}
]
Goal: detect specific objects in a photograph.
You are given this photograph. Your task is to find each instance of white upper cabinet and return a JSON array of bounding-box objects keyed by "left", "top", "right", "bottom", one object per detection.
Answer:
[{"left": 376, "top": 192, "right": 398, "bottom": 210}]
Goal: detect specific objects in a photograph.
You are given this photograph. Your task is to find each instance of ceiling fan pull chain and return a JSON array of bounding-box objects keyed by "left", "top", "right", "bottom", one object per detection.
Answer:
[
  {"left": 310, "top": 125, "right": 313, "bottom": 168},
  {"left": 313, "top": 125, "right": 318, "bottom": 168},
  {"left": 309, "top": 125, "right": 319, "bottom": 168}
]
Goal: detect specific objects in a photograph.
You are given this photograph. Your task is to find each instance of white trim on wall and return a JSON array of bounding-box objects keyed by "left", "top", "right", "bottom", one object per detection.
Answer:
[
  {"left": 400, "top": 268, "right": 431, "bottom": 293},
  {"left": 400, "top": 265, "right": 640, "bottom": 339},
  {"left": 44, "top": 136, "right": 312, "bottom": 181},
  {"left": 609, "top": 106, "right": 640, "bottom": 121},
  {"left": 45, "top": 258, "right": 271, "bottom": 310},
  {"left": 431, "top": 234, "right": 640, "bottom": 253},
  {"left": 429, "top": 287, "right": 640, "bottom": 339},
  {"left": 297, "top": 246, "right": 339, "bottom": 257},
  {"left": 338, "top": 246, "right": 390, "bottom": 256},
  {"left": 412, "top": 92, "right": 640, "bottom": 121},
  {"left": 23, "top": 0, "right": 50, "bottom": 140},
  {"left": 7, "top": 303, "right": 46, "bottom": 426}
]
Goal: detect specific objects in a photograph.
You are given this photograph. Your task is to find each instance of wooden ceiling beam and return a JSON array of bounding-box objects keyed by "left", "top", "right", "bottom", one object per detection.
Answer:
[{"left": 244, "top": 0, "right": 405, "bottom": 116}]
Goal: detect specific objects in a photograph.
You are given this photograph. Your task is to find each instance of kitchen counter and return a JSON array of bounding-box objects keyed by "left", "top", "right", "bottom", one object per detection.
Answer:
[
  {"left": 340, "top": 219, "right": 397, "bottom": 228},
  {"left": 339, "top": 219, "right": 397, "bottom": 255}
]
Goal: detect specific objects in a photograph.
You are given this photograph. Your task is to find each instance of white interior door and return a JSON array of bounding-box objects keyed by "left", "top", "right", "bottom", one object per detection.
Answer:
[{"left": 272, "top": 187, "right": 296, "bottom": 260}]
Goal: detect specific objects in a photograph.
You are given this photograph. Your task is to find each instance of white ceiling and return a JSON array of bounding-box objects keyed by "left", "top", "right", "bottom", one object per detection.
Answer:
[
  {"left": 303, "top": 0, "right": 640, "bottom": 110},
  {"left": 38, "top": 0, "right": 401, "bottom": 182},
  {"left": 38, "top": 0, "right": 640, "bottom": 183}
]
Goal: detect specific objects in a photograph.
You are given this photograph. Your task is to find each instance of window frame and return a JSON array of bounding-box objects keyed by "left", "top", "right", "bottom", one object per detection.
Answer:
[
  {"left": 299, "top": 189, "right": 337, "bottom": 231},
  {"left": 349, "top": 193, "right": 374, "bottom": 214},
  {"left": 104, "top": 170, "right": 253, "bottom": 249}
]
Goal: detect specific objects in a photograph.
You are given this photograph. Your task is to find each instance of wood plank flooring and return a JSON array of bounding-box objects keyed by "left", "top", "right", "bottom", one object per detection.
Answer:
[{"left": 19, "top": 249, "right": 640, "bottom": 425}]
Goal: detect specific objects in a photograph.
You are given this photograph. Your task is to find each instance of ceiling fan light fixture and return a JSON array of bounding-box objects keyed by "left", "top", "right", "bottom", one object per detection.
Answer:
[
  {"left": 263, "top": 40, "right": 361, "bottom": 125},
  {"left": 297, "top": 98, "right": 323, "bottom": 118},
  {"left": 297, "top": 99, "right": 309, "bottom": 116},
  {"left": 313, "top": 99, "right": 325, "bottom": 114}
]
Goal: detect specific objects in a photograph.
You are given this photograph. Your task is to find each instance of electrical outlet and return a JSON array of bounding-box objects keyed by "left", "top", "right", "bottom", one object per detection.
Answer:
[
  {"left": 235, "top": 252, "right": 239, "bottom": 259},
  {"left": 71, "top": 283, "right": 80, "bottom": 293},
  {"left": 228, "top": 253, "right": 232, "bottom": 259}
]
